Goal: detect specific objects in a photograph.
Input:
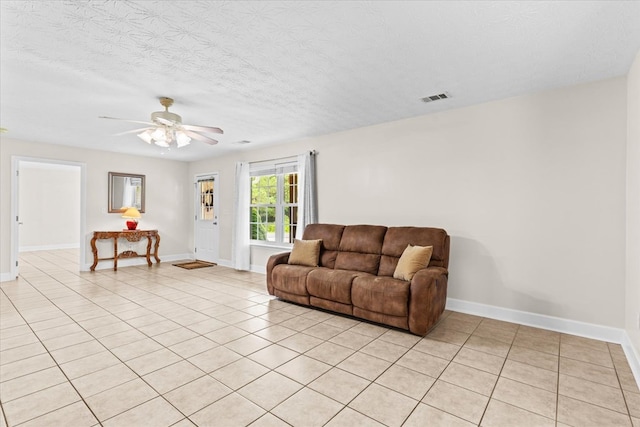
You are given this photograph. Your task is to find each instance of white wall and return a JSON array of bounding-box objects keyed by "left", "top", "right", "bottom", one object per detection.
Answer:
[
  {"left": 191, "top": 76, "right": 628, "bottom": 328},
  {"left": 0, "top": 139, "right": 192, "bottom": 274},
  {"left": 0, "top": 76, "right": 630, "bottom": 332},
  {"left": 18, "top": 162, "right": 80, "bottom": 251},
  {"left": 627, "top": 51, "right": 640, "bottom": 355}
]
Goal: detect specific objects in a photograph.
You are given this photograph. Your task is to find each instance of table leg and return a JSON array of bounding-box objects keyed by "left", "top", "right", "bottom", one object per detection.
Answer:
[
  {"left": 90, "top": 235, "right": 98, "bottom": 271},
  {"left": 146, "top": 236, "right": 152, "bottom": 267},
  {"left": 153, "top": 234, "right": 161, "bottom": 263},
  {"left": 113, "top": 237, "right": 118, "bottom": 271}
]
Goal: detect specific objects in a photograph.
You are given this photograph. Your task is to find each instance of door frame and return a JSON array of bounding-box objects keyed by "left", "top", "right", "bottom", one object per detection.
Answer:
[
  {"left": 193, "top": 172, "right": 220, "bottom": 262},
  {"left": 11, "top": 156, "right": 87, "bottom": 279}
]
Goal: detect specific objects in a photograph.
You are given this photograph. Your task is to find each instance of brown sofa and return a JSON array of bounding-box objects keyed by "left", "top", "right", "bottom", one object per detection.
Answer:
[{"left": 266, "top": 224, "right": 450, "bottom": 336}]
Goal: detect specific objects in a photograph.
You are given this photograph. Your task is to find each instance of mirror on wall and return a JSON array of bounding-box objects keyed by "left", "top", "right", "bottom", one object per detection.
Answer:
[{"left": 108, "top": 172, "right": 145, "bottom": 213}]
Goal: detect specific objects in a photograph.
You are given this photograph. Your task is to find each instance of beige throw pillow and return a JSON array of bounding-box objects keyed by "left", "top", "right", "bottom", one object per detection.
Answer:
[
  {"left": 288, "top": 239, "right": 322, "bottom": 267},
  {"left": 393, "top": 244, "right": 433, "bottom": 281}
]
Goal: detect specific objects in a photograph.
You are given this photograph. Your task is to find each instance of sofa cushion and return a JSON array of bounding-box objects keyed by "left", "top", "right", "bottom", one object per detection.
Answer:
[
  {"left": 334, "top": 225, "right": 387, "bottom": 275},
  {"left": 303, "top": 224, "right": 345, "bottom": 269},
  {"left": 351, "top": 276, "right": 410, "bottom": 317},
  {"left": 353, "top": 307, "right": 408, "bottom": 330},
  {"left": 307, "top": 268, "right": 370, "bottom": 305},
  {"left": 310, "top": 297, "right": 352, "bottom": 316},
  {"left": 393, "top": 245, "right": 433, "bottom": 281},
  {"left": 288, "top": 239, "right": 322, "bottom": 267},
  {"left": 271, "top": 264, "right": 315, "bottom": 296},
  {"left": 379, "top": 227, "right": 449, "bottom": 276}
]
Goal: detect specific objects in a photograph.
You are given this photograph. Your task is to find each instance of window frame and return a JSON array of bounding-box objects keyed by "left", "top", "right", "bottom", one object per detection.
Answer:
[{"left": 249, "top": 159, "right": 299, "bottom": 246}]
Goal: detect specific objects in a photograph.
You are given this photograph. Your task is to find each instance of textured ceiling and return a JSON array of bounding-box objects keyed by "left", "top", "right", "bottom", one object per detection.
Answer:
[{"left": 1, "top": 1, "right": 639, "bottom": 162}]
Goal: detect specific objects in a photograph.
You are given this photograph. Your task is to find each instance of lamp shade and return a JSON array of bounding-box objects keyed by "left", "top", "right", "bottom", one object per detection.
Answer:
[{"left": 121, "top": 207, "right": 141, "bottom": 219}]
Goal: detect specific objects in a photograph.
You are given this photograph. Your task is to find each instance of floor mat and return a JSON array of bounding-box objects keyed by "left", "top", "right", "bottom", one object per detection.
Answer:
[{"left": 172, "top": 260, "right": 217, "bottom": 270}]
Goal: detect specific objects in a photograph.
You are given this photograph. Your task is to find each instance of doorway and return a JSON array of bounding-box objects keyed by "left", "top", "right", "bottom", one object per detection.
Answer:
[
  {"left": 11, "top": 157, "right": 86, "bottom": 279},
  {"left": 194, "top": 173, "right": 219, "bottom": 263}
]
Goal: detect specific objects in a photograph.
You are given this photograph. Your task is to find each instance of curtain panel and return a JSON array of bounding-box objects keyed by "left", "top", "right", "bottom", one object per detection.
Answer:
[
  {"left": 232, "top": 162, "right": 251, "bottom": 270},
  {"left": 296, "top": 151, "right": 318, "bottom": 239}
]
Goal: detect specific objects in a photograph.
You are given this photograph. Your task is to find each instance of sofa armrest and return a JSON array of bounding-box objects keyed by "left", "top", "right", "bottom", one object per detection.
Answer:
[
  {"left": 408, "top": 267, "right": 448, "bottom": 335},
  {"left": 266, "top": 252, "right": 290, "bottom": 295}
]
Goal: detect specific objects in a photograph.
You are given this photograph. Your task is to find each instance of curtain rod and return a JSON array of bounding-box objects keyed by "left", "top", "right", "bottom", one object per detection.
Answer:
[{"left": 248, "top": 150, "right": 316, "bottom": 166}]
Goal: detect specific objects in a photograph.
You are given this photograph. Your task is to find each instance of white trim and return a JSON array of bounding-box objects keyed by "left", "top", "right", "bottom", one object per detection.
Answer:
[
  {"left": 250, "top": 241, "right": 293, "bottom": 250},
  {"left": 193, "top": 172, "right": 220, "bottom": 264},
  {"left": 11, "top": 156, "right": 86, "bottom": 278},
  {"left": 216, "top": 258, "right": 233, "bottom": 268},
  {"left": 216, "top": 258, "right": 263, "bottom": 273},
  {"left": 446, "top": 298, "right": 625, "bottom": 342},
  {"left": 250, "top": 264, "right": 267, "bottom": 274},
  {"left": 0, "top": 272, "right": 17, "bottom": 282},
  {"left": 446, "top": 297, "right": 640, "bottom": 387},
  {"left": 19, "top": 243, "right": 80, "bottom": 252},
  {"left": 209, "top": 258, "right": 265, "bottom": 274},
  {"left": 622, "top": 333, "right": 640, "bottom": 389},
  {"left": 11, "top": 158, "right": 18, "bottom": 279}
]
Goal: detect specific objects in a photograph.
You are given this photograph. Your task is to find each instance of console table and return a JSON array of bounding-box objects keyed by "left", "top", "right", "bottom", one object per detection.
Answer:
[{"left": 90, "top": 230, "right": 160, "bottom": 271}]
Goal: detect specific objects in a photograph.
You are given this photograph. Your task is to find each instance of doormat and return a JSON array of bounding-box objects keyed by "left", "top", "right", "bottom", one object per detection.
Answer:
[{"left": 172, "top": 260, "right": 217, "bottom": 270}]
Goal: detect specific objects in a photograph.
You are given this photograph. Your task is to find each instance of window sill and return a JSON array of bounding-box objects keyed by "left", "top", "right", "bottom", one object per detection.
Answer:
[{"left": 250, "top": 241, "right": 293, "bottom": 251}]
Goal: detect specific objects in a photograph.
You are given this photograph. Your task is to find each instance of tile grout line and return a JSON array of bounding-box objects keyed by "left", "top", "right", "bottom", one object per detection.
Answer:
[
  {"left": 556, "top": 335, "right": 561, "bottom": 426},
  {"left": 608, "top": 342, "right": 635, "bottom": 425},
  {"left": 9, "top": 255, "right": 268, "bottom": 426},
  {"left": 5, "top": 258, "right": 220, "bottom": 425},
  {"left": 0, "top": 285, "right": 105, "bottom": 427},
  {"left": 5, "top": 252, "right": 638, "bottom": 426}
]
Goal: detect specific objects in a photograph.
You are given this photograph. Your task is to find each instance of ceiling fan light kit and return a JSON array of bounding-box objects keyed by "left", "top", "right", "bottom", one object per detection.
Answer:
[
  {"left": 137, "top": 128, "right": 191, "bottom": 148},
  {"left": 101, "top": 97, "right": 223, "bottom": 149}
]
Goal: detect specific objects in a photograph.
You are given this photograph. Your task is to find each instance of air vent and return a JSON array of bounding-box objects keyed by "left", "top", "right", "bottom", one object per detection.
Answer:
[{"left": 421, "top": 92, "right": 450, "bottom": 103}]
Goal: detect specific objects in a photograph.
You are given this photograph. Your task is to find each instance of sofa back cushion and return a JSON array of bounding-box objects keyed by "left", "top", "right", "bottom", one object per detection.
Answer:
[
  {"left": 378, "top": 227, "right": 450, "bottom": 276},
  {"left": 302, "top": 224, "right": 345, "bottom": 269},
  {"left": 334, "top": 225, "right": 387, "bottom": 275}
]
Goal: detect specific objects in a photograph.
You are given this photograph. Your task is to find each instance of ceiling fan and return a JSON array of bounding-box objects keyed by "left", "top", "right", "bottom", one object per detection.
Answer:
[{"left": 100, "top": 97, "right": 223, "bottom": 148}]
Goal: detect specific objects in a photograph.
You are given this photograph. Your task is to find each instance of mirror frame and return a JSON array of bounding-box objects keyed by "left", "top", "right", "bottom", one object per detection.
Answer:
[{"left": 108, "top": 172, "right": 146, "bottom": 213}]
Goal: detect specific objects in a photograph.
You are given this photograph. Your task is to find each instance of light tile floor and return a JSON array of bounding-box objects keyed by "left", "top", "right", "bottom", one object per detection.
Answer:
[{"left": 1, "top": 249, "right": 639, "bottom": 426}]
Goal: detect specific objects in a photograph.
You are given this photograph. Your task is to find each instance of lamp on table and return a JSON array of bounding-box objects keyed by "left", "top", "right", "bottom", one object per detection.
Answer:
[{"left": 122, "top": 207, "right": 141, "bottom": 230}]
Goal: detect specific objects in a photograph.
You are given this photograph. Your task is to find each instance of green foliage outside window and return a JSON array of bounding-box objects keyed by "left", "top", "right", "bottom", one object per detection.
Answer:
[{"left": 250, "top": 172, "right": 298, "bottom": 243}]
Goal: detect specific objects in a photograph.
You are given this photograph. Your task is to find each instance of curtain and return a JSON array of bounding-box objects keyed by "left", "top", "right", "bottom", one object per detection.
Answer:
[
  {"left": 232, "top": 162, "right": 251, "bottom": 270},
  {"left": 296, "top": 151, "right": 318, "bottom": 239},
  {"left": 122, "top": 177, "right": 134, "bottom": 208}
]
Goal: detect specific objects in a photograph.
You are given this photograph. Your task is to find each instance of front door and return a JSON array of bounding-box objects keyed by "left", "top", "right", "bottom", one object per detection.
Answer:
[{"left": 194, "top": 174, "right": 219, "bottom": 263}]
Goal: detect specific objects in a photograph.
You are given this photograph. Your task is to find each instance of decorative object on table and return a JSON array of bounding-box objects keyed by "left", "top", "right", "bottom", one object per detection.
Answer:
[
  {"left": 100, "top": 97, "right": 223, "bottom": 148},
  {"left": 172, "top": 260, "right": 217, "bottom": 270},
  {"left": 122, "top": 207, "right": 141, "bottom": 230}
]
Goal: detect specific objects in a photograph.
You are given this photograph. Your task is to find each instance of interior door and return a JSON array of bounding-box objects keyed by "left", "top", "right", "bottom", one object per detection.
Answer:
[{"left": 195, "top": 174, "right": 219, "bottom": 263}]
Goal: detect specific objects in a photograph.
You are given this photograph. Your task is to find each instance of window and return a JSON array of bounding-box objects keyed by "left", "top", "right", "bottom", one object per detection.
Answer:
[
  {"left": 250, "top": 161, "right": 298, "bottom": 244},
  {"left": 198, "top": 178, "right": 214, "bottom": 221}
]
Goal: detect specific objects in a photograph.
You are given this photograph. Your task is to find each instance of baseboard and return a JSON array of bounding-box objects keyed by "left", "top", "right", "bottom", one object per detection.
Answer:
[
  {"left": 251, "top": 264, "right": 267, "bottom": 274},
  {"left": 19, "top": 243, "right": 80, "bottom": 252},
  {"left": 210, "top": 259, "right": 261, "bottom": 272},
  {"left": 622, "top": 334, "right": 640, "bottom": 389},
  {"left": 446, "top": 297, "right": 640, "bottom": 387},
  {"left": 216, "top": 259, "right": 233, "bottom": 268},
  {"left": 0, "top": 272, "right": 17, "bottom": 282},
  {"left": 161, "top": 253, "right": 194, "bottom": 263},
  {"left": 446, "top": 297, "right": 626, "bottom": 342},
  {"left": 82, "top": 252, "right": 192, "bottom": 272}
]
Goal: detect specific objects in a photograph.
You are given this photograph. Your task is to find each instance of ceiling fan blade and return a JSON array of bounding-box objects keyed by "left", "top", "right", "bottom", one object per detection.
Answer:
[
  {"left": 154, "top": 117, "right": 175, "bottom": 126},
  {"left": 182, "top": 124, "right": 223, "bottom": 134},
  {"left": 115, "top": 127, "right": 153, "bottom": 136},
  {"left": 182, "top": 130, "right": 219, "bottom": 145},
  {"left": 99, "top": 116, "right": 155, "bottom": 126}
]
